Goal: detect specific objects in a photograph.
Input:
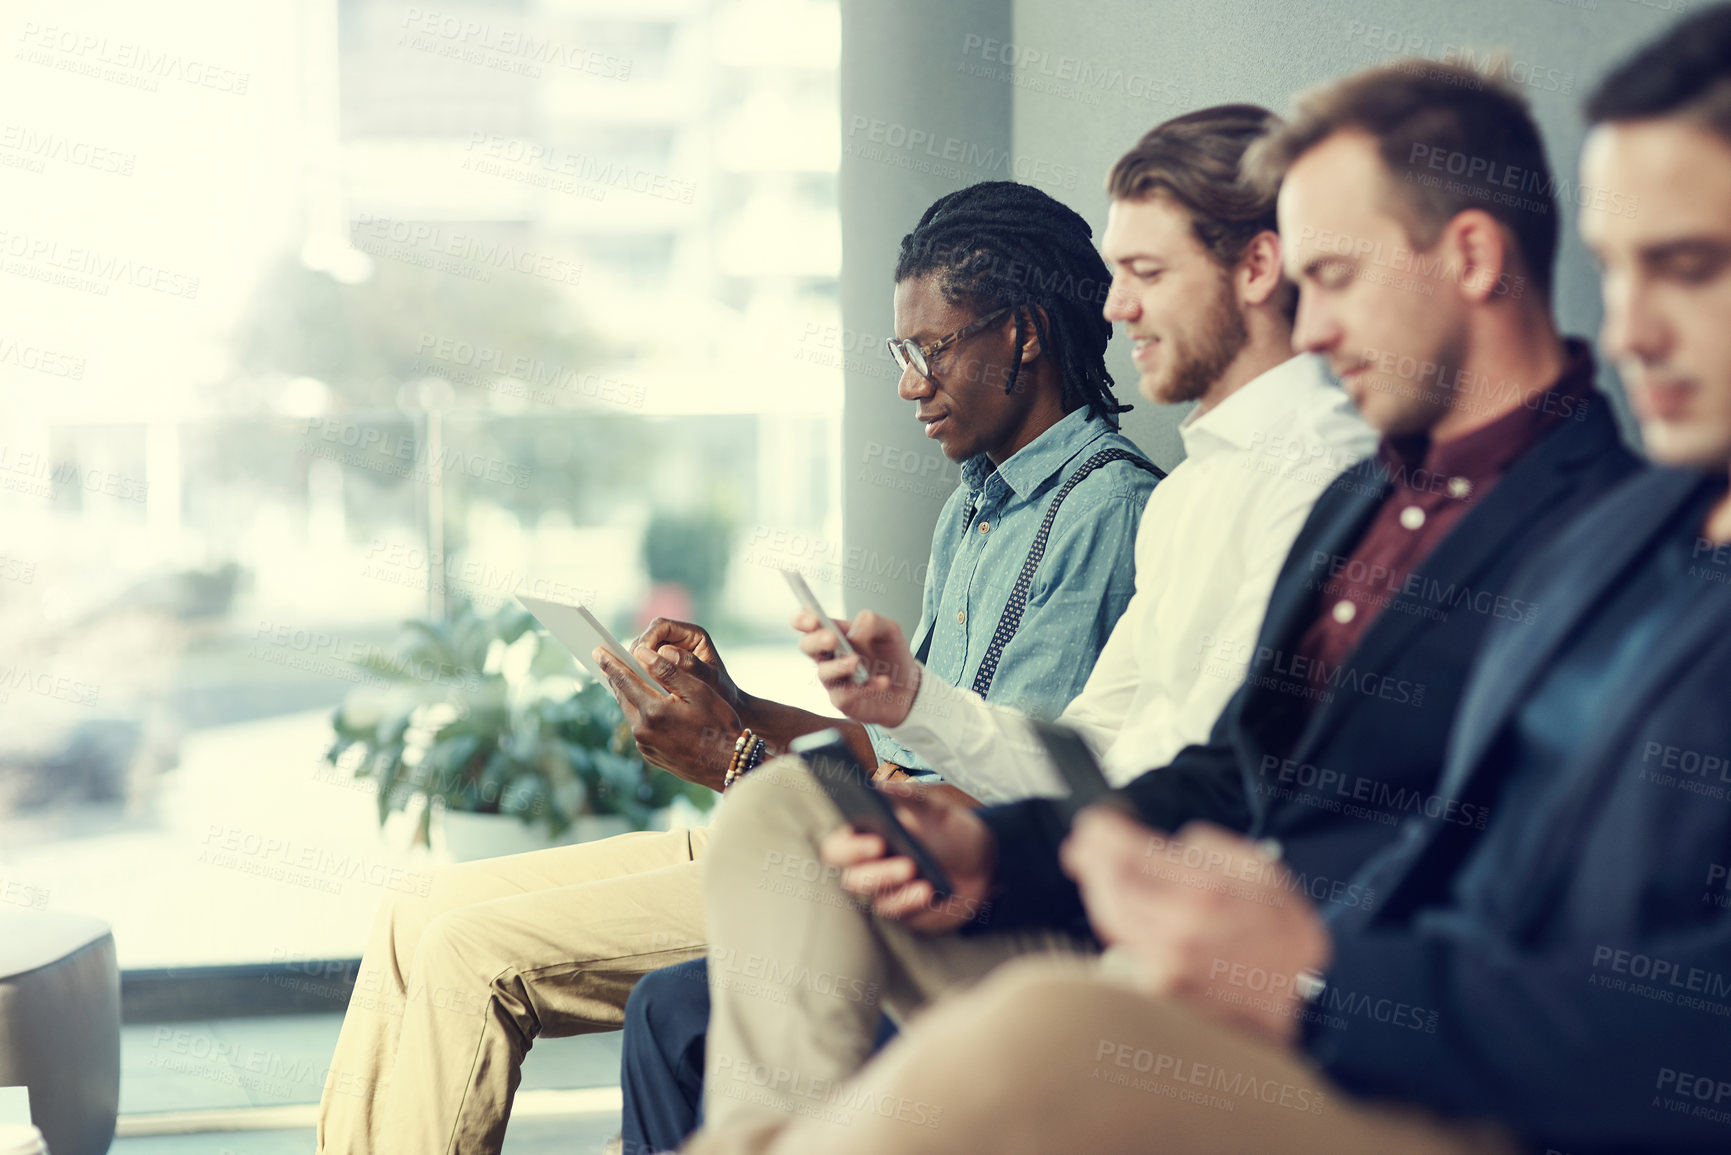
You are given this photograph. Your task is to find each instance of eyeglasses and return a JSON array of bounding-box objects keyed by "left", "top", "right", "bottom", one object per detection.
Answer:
[{"left": 885, "top": 305, "right": 1014, "bottom": 381}]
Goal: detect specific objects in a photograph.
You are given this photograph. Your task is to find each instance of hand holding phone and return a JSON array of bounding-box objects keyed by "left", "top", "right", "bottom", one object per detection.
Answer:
[
  {"left": 792, "top": 729, "right": 954, "bottom": 897},
  {"left": 1028, "top": 718, "right": 1138, "bottom": 827},
  {"left": 780, "top": 570, "right": 871, "bottom": 686}
]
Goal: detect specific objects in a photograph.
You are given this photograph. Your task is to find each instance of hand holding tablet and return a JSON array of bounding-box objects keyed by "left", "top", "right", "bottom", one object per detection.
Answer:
[{"left": 517, "top": 594, "right": 670, "bottom": 698}]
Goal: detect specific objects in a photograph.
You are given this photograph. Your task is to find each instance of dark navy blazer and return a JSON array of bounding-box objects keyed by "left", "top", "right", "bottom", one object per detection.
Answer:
[
  {"left": 1310, "top": 466, "right": 1731, "bottom": 1155},
  {"left": 975, "top": 397, "right": 1641, "bottom": 936}
]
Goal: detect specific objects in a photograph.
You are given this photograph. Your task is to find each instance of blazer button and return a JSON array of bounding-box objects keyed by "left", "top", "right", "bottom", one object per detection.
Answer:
[
  {"left": 978, "top": 520, "right": 990, "bottom": 533},
  {"left": 957, "top": 610, "right": 967, "bottom": 624}
]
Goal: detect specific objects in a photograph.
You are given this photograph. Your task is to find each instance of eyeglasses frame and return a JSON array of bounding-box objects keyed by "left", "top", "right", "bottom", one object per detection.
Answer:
[{"left": 885, "top": 304, "right": 1016, "bottom": 381}]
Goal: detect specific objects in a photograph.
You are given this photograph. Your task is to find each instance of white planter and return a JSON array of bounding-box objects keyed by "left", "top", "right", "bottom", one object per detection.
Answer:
[{"left": 436, "top": 810, "right": 640, "bottom": 861}]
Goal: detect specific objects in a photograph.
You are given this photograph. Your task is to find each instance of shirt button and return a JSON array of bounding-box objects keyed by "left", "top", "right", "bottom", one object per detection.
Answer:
[
  {"left": 1447, "top": 476, "right": 1472, "bottom": 499},
  {"left": 1399, "top": 505, "right": 1426, "bottom": 530},
  {"left": 978, "top": 521, "right": 990, "bottom": 534},
  {"left": 957, "top": 610, "right": 966, "bottom": 624},
  {"left": 1332, "top": 600, "right": 1357, "bottom": 624}
]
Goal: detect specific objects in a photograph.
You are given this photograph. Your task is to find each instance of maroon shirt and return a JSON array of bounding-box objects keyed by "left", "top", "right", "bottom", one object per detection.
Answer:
[{"left": 1294, "top": 339, "right": 1598, "bottom": 696}]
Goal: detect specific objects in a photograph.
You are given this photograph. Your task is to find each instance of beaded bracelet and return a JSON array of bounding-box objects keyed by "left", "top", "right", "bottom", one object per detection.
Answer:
[{"left": 723, "top": 729, "right": 768, "bottom": 790}]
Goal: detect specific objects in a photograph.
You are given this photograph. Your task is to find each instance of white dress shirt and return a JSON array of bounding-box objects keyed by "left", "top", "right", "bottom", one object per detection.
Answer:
[{"left": 889, "top": 353, "right": 1378, "bottom": 803}]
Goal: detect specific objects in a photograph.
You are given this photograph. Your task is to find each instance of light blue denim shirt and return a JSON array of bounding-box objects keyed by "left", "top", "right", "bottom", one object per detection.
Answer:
[{"left": 867, "top": 406, "right": 1159, "bottom": 778}]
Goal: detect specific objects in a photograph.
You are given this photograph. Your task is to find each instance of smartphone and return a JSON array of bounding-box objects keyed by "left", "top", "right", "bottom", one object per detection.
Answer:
[
  {"left": 790, "top": 728, "right": 954, "bottom": 898},
  {"left": 517, "top": 594, "right": 670, "bottom": 698},
  {"left": 1028, "top": 719, "right": 1110, "bottom": 805},
  {"left": 780, "top": 569, "right": 871, "bottom": 686},
  {"left": 1027, "top": 718, "right": 1136, "bottom": 826}
]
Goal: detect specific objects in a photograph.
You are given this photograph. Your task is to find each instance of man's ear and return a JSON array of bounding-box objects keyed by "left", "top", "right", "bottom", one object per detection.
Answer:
[
  {"left": 1237, "top": 230, "right": 1285, "bottom": 307},
  {"left": 1015, "top": 305, "right": 1047, "bottom": 363},
  {"left": 1448, "top": 210, "right": 1512, "bottom": 303}
]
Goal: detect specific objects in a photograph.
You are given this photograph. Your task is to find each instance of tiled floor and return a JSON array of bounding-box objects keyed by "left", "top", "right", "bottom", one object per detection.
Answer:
[{"left": 115, "top": 1014, "right": 626, "bottom": 1153}]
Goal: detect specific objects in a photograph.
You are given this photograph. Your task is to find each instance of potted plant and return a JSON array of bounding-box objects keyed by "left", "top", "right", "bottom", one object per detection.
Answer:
[{"left": 324, "top": 598, "right": 713, "bottom": 860}]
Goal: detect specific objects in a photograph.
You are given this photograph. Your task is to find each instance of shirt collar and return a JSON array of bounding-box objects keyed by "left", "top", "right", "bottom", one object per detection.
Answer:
[
  {"left": 1178, "top": 354, "right": 1330, "bottom": 459},
  {"left": 960, "top": 406, "right": 1115, "bottom": 501},
  {"left": 1379, "top": 337, "right": 1598, "bottom": 492}
]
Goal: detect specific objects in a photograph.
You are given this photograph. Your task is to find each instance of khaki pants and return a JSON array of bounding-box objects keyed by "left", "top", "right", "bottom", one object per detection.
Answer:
[
  {"left": 684, "top": 956, "right": 1522, "bottom": 1155},
  {"left": 688, "top": 759, "right": 1520, "bottom": 1155},
  {"left": 316, "top": 825, "right": 711, "bottom": 1155},
  {"left": 695, "top": 758, "right": 1090, "bottom": 1136}
]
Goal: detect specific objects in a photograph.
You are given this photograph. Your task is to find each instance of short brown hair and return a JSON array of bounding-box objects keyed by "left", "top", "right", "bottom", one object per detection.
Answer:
[
  {"left": 1107, "top": 104, "right": 1285, "bottom": 272},
  {"left": 1244, "top": 61, "right": 1557, "bottom": 301}
]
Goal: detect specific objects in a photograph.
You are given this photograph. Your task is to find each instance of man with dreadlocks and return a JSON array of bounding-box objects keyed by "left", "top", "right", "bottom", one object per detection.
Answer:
[
  {"left": 317, "top": 180, "right": 1160, "bottom": 1155},
  {"left": 598, "top": 179, "right": 1164, "bottom": 806},
  {"left": 595, "top": 180, "right": 1164, "bottom": 1155}
]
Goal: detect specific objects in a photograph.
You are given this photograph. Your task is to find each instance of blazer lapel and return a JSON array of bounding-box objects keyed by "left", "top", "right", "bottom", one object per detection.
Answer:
[{"left": 1251, "top": 462, "right": 1390, "bottom": 688}]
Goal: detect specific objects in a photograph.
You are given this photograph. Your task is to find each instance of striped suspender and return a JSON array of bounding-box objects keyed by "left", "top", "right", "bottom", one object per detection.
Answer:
[{"left": 965, "top": 448, "right": 1164, "bottom": 698}]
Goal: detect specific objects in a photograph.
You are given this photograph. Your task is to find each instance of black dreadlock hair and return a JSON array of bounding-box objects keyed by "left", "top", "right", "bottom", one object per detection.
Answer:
[{"left": 893, "top": 181, "right": 1131, "bottom": 427}]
